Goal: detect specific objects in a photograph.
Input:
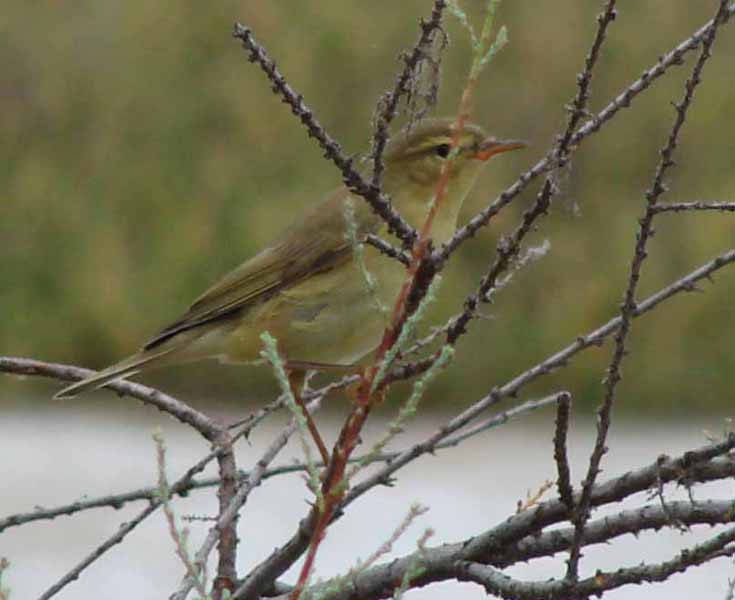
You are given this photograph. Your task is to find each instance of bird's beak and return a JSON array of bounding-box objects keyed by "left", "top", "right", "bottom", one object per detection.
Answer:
[{"left": 474, "top": 138, "right": 527, "bottom": 161}]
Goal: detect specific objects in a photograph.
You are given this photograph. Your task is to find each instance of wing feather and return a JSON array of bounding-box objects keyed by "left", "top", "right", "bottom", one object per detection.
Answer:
[{"left": 144, "top": 188, "right": 379, "bottom": 349}]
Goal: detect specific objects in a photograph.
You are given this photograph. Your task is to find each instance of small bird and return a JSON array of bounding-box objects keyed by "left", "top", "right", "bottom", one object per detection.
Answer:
[{"left": 55, "top": 119, "right": 524, "bottom": 402}]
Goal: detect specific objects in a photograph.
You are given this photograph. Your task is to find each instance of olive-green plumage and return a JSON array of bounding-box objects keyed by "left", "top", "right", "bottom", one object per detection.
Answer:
[{"left": 55, "top": 118, "right": 524, "bottom": 399}]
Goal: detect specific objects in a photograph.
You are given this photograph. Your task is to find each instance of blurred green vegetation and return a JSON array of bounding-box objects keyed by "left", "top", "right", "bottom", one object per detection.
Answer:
[{"left": 2, "top": 1, "right": 734, "bottom": 413}]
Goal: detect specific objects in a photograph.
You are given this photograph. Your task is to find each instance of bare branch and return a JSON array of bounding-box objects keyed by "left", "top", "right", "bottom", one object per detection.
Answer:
[
  {"left": 652, "top": 200, "right": 735, "bottom": 213},
  {"left": 365, "top": 234, "right": 410, "bottom": 266},
  {"left": 36, "top": 448, "right": 218, "bottom": 600},
  {"left": 275, "top": 435, "right": 735, "bottom": 600},
  {"left": 436, "top": 2, "right": 735, "bottom": 266},
  {"left": 369, "top": 0, "right": 447, "bottom": 189},
  {"left": 391, "top": 245, "right": 735, "bottom": 404},
  {"left": 172, "top": 397, "right": 321, "bottom": 600},
  {"left": 231, "top": 24, "right": 417, "bottom": 247},
  {"left": 553, "top": 393, "right": 574, "bottom": 512},
  {"left": 458, "top": 525, "right": 735, "bottom": 600},
  {"left": 0, "top": 358, "right": 220, "bottom": 440},
  {"left": 213, "top": 434, "right": 238, "bottom": 597},
  {"left": 446, "top": 0, "right": 618, "bottom": 344},
  {"left": 566, "top": 0, "right": 731, "bottom": 581},
  {"left": 494, "top": 497, "right": 735, "bottom": 567}
]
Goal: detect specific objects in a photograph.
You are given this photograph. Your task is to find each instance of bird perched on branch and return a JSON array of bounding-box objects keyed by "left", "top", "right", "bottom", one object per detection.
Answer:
[{"left": 55, "top": 119, "right": 524, "bottom": 402}]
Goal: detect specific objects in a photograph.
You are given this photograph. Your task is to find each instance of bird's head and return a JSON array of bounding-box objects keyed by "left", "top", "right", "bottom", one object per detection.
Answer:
[{"left": 383, "top": 118, "right": 525, "bottom": 242}]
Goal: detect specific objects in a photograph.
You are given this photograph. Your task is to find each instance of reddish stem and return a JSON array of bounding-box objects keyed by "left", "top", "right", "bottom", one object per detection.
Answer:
[{"left": 289, "top": 34, "right": 488, "bottom": 600}]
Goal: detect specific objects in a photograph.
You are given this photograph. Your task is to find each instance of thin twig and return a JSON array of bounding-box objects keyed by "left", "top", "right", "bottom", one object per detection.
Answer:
[
  {"left": 565, "top": 1, "right": 730, "bottom": 582},
  {"left": 365, "top": 234, "right": 410, "bottom": 266},
  {"left": 652, "top": 200, "right": 735, "bottom": 213},
  {"left": 276, "top": 435, "right": 735, "bottom": 600},
  {"left": 0, "top": 395, "right": 549, "bottom": 533},
  {"left": 171, "top": 397, "right": 322, "bottom": 600},
  {"left": 369, "top": 0, "right": 447, "bottom": 190},
  {"left": 155, "top": 432, "right": 209, "bottom": 599},
  {"left": 435, "top": 2, "right": 735, "bottom": 266},
  {"left": 37, "top": 504, "right": 160, "bottom": 600},
  {"left": 0, "top": 358, "right": 220, "bottom": 440},
  {"left": 231, "top": 24, "right": 417, "bottom": 247},
  {"left": 36, "top": 448, "right": 219, "bottom": 600},
  {"left": 446, "top": 0, "right": 618, "bottom": 345},
  {"left": 345, "top": 392, "right": 568, "bottom": 507},
  {"left": 458, "top": 526, "right": 735, "bottom": 600},
  {"left": 553, "top": 393, "right": 574, "bottom": 513}
]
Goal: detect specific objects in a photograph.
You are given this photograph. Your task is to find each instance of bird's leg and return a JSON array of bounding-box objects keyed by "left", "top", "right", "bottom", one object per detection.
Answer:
[{"left": 288, "top": 369, "right": 331, "bottom": 466}]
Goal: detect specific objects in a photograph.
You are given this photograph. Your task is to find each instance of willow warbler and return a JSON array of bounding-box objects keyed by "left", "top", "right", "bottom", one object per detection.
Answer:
[{"left": 55, "top": 118, "right": 524, "bottom": 399}]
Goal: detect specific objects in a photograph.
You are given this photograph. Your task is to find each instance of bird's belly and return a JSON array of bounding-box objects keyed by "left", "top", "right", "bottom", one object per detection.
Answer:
[{"left": 223, "top": 254, "right": 405, "bottom": 368}]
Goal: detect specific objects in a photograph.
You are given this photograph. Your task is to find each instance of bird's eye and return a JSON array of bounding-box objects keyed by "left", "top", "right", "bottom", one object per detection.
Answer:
[{"left": 435, "top": 143, "right": 451, "bottom": 158}]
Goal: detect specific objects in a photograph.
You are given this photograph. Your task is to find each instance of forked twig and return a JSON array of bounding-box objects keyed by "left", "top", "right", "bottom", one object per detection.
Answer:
[
  {"left": 446, "top": 0, "right": 618, "bottom": 344},
  {"left": 232, "top": 24, "right": 417, "bottom": 247},
  {"left": 565, "top": 0, "right": 731, "bottom": 582}
]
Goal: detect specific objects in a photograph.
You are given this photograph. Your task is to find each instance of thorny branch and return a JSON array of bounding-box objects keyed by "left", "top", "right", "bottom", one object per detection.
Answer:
[
  {"left": 553, "top": 393, "right": 574, "bottom": 513},
  {"left": 3, "top": 3, "right": 735, "bottom": 600},
  {"left": 233, "top": 243, "right": 735, "bottom": 599},
  {"left": 457, "top": 526, "right": 735, "bottom": 600},
  {"left": 434, "top": 2, "right": 735, "bottom": 267},
  {"left": 6, "top": 243, "right": 734, "bottom": 598},
  {"left": 232, "top": 24, "right": 418, "bottom": 247},
  {"left": 172, "top": 397, "right": 322, "bottom": 600},
  {"left": 652, "top": 200, "right": 735, "bottom": 213},
  {"left": 447, "top": 0, "right": 618, "bottom": 345},
  {"left": 565, "top": 0, "right": 731, "bottom": 583},
  {"left": 0, "top": 358, "right": 220, "bottom": 440},
  {"left": 265, "top": 434, "right": 735, "bottom": 600},
  {"left": 369, "top": 0, "right": 448, "bottom": 190}
]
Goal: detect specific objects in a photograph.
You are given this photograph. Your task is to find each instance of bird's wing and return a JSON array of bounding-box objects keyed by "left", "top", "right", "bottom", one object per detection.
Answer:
[{"left": 144, "top": 188, "right": 379, "bottom": 349}]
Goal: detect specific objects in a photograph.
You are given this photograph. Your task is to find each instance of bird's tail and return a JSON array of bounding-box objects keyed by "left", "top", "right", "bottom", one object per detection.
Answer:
[{"left": 54, "top": 347, "right": 177, "bottom": 399}]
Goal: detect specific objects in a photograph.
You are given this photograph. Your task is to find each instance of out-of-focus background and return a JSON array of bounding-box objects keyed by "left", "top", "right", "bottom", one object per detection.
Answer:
[
  {"left": 1, "top": 1, "right": 734, "bottom": 411},
  {"left": 2, "top": 2, "right": 735, "bottom": 599}
]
